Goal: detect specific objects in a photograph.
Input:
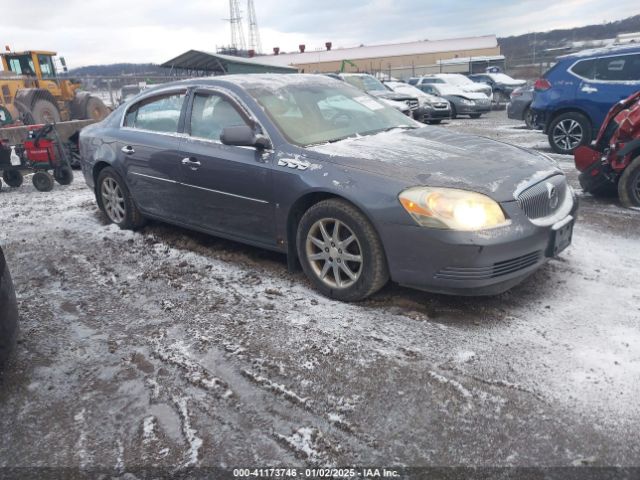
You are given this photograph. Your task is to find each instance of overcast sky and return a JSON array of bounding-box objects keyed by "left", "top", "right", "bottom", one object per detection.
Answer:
[{"left": 1, "top": 0, "right": 638, "bottom": 67}]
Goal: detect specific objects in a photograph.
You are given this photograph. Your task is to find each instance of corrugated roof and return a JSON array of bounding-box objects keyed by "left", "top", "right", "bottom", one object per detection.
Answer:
[
  {"left": 161, "top": 50, "right": 297, "bottom": 74},
  {"left": 244, "top": 35, "right": 498, "bottom": 67}
]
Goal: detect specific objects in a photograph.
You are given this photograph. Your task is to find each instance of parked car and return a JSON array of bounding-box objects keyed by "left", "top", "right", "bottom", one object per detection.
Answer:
[
  {"left": 385, "top": 81, "right": 451, "bottom": 124},
  {"left": 415, "top": 83, "right": 491, "bottom": 118},
  {"left": 531, "top": 44, "right": 640, "bottom": 154},
  {"left": 507, "top": 85, "right": 535, "bottom": 128},
  {"left": 468, "top": 73, "right": 526, "bottom": 105},
  {"left": 80, "top": 74, "right": 577, "bottom": 301},
  {"left": 0, "top": 244, "right": 18, "bottom": 366},
  {"left": 338, "top": 73, "right": 416, "bottom": 116},
  {"left": 409, "top": 74, "right": 493, "bottom": 99}
]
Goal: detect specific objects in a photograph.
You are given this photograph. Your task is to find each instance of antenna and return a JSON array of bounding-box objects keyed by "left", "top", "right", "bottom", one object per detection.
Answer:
[
  {"left": 246, "top": 0, "right": 262, "bottom": 55},
  {"left": 228, "top": 0, "right": 247, "bottom": 52}
]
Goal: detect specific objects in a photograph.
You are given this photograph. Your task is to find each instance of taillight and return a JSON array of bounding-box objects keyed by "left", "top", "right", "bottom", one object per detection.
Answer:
[
  {"left": 534, "top": 78, "right": 551, "bottom": 91},
  {"left": 510, "top": 91, "right": 523, "bottom": 99}
]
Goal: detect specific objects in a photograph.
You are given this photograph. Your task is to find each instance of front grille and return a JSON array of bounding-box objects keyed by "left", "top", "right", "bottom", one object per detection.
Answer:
[
  {"left": 433, "top": 103, "right": 449, "bottom": 109},
  {"left": 434, "top": 251, "right": 542, "bottom": 281},
  {"left": 517, "top": 175, "right": 567, "bottom": 220},
  {"left": 406, "top": 99, "right": 419, "bottom": 110}
]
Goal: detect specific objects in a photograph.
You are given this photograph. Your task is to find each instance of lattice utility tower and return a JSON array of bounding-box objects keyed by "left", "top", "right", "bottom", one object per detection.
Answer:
[
  {"left": 246, "top": 0, "right": 262, "bottom": 54},
  {"left": 228, "top": 0, "right": 247, "bottom": 52}
]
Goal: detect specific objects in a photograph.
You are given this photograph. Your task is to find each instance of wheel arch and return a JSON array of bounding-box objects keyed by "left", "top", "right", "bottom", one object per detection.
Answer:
[
  {"left": 92, "top": 160, "right": 112, "bottom": 192},
  {"left": 547, "top": 107, "right": 593, "bottom": 131},
  {"left": 284, "top": 190, "right": 388, "bottom": 272}
]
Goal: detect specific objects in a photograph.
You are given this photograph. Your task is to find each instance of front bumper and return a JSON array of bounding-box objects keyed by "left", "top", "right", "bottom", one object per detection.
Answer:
[
  {"left": 379, "top": 198, "right": 578, "bottom": 296},
  {"left": 456, "top": 103, "right": 491, "bottom": 115},
  {"left": 415, "top": 105, "right": 451, "bottom": 122},
  {"left": 0, "top": 251, "right": 19, "bottom": 365}
]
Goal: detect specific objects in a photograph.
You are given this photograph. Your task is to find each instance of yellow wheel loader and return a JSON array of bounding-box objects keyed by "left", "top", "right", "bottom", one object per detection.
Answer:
[{"left": 0, "top": 49, "right": 109, "bottom": 125}]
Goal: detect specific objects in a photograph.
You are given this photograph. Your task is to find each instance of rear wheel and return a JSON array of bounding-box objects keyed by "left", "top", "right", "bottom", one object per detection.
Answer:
[
  {"left": 96, "top": 167, "right": 145, "bottom": 229},
  {"left": 32, "top": 171, "right": 54, "bottom": 192},
  {"left": 428, "top": 119, "right": 442, "bottom": 125},
  {"left": 84, "top": 96, "right": 109, "bottom": 121},
  {"left": 548, "top": 112, "right": 592, "bottom": 155},
  {"left": 2, "top": 170, "right": 23, "bottom": 188},
  {"left": 524, "top": 107, "right": 535, "bottom": 129},
  {"left": 54, "top": 166, "right": 74, "bottom": 185},
  {"left": 618, "top": 156, "right": 640, "bottom": 208},
  {"left": 30, "top": 99, "right": 61, "bottom": 124},
  {"left": 297, "top": 199, "right": 389, "bottom": 301}
]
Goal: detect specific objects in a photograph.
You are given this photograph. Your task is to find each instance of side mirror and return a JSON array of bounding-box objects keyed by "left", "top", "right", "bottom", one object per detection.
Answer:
[{"left": 220, "top": 125, "right": 271, "bottom": 150}]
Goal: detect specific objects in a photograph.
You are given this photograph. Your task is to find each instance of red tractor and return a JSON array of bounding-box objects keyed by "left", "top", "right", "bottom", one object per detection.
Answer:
[{"left": 574, "top": 91, "right": 640, "bottom": 207}]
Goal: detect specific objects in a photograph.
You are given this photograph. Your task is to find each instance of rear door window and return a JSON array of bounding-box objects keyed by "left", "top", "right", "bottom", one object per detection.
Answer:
[
  {"left": 124, "top": 91, "right": 186, "bottom": 133},
  {"left": 595, "top": 54, "right": 640, "bottom": 82}
]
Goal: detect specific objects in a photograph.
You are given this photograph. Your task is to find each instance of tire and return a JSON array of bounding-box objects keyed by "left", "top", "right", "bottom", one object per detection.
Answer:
[
  {"left": 428, "top": 120, "right": 442, "bottom": 125},
  {"left": 32, "top": 171, "right": 54, "bottom": 192},
  {"left": 84, "top": 96, "right": 109, "bottom": 121},
  {"left": 469, "top": 113, "right": 481, "bottom": 119},
  {"left": 618, "top": 156, "right": 640, "bottom": 208},
  {"left": 548, "top": 112, "right": 592, "bottom": 155},
  {"left": 296, "top": 199, "right": 389, "bottom": 301},
  {"left": 3, "top": 169, "right": 23, "bottom": 188},
  {"left": 96, "top": 167, "right": 145, "bottom": 229},
  {"left": 524, "top": 107, "right": 535, "bottom": 129},
  {"left": 450, "top": 104, "right": 457, "bottom": 119},
  {"left": 54, "top": 166, "right": 74, "bottom": 185},
  {"left": 30, "top": 99, "right": 61, "bottom": 124}
]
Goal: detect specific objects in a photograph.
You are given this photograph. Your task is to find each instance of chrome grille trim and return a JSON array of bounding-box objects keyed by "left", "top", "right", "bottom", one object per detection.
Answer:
[{"left": 516, "top": 175, "right": 573, "bottom": 225}]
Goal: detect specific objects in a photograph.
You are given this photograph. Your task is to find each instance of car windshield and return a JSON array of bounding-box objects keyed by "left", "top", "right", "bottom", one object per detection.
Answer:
[
  {"left": 246, "top": 79, "right": 418, "bottom": 147},
  {"left": 342, "top": 75, "right": 387, "bottom": 92}
]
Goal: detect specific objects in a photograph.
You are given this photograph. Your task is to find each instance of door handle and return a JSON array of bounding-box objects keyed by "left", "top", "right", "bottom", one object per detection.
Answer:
[
  {"left": 181, "top": 157, "right": 201, "bottom": 167},
  {"left": 121, "top": 145, "right": 135, "bottom": 155}
]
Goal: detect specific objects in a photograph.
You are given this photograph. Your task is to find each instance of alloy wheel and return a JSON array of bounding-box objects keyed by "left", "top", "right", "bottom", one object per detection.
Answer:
[
  {"left": 305, "top": 218, "right": 363, "bottom": 289},
  {"left": 101, "top": 177, "right": 126, "bottom": 224},
  {"left": 553, "top": 119, "right": 583, "bottom": 151}
]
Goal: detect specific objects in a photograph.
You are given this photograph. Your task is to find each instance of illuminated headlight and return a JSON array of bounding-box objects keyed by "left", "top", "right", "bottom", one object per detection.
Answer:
[{"left": 398, "top": 187, "right": 508, "bottom": 230}]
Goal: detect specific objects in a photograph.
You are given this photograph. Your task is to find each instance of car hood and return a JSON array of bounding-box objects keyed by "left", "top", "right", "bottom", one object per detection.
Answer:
[{"left": 306, "top": 127, "right": 561, "bottom": 202}]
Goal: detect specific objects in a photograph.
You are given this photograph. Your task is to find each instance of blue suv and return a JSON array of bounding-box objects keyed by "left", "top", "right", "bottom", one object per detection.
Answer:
[{"left": 531, "top": 45, "right": 640, "bottom": 154}]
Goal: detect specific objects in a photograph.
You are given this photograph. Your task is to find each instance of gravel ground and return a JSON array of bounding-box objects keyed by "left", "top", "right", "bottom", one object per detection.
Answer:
[{"left": 1, "top": 111, "right": 639, "bottom": 477}]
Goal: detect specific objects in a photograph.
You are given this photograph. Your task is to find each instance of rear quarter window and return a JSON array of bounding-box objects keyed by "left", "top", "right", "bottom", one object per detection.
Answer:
[
  {"left": 123, "top": 92, "right": 186, "bottom": 133},
  {"left": 595, "top": 54, "right": 640, "bottom": 82},
  {"left": 569, "top": 59, "right": 596, "bottom": 80}
]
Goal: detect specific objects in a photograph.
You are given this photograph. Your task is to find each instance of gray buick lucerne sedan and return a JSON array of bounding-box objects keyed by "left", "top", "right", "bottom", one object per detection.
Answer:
[{"left": 79, "top": 74, "right": 577, "bottom": 301}]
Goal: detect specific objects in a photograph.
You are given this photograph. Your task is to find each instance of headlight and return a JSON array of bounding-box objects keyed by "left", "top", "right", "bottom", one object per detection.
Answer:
[
  {"left": 460, "top": 99, "right": 475, "bottom": 105},
  {"left": 398, "top": 187, "right": 508, "bottom": 230}
]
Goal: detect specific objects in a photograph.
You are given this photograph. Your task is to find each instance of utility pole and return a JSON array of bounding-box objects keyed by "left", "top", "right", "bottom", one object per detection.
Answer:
[{"left": 247, "top": 0, "right": 262, "bottom": 54}]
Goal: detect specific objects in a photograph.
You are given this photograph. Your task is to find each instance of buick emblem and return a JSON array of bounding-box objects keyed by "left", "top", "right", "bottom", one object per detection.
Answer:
[{"left": 546, "top": 182, "right": 559, "bottom": 209}]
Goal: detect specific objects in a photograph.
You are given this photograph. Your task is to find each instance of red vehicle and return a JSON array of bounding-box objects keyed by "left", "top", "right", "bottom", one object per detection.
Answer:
[
  {"left": 0, "top": 123, "right": 73, "bottom": 192},
  {"left": 574, "top": 91, "right": 640, "bottom": 207}
]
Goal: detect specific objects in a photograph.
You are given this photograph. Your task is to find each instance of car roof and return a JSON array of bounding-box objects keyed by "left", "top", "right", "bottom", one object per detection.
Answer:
[
  {"left": 559, "top": 43, "right": 640, "bottom": 60},
  {"left": 138, "top": 73, "right": 345, "bottom": 95}
]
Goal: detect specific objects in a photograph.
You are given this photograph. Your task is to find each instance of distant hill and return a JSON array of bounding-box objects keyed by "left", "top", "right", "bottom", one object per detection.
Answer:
[
  {"left": 499, "top": 14, "right": 640, "bottom": 66},
  {"left": 67, "top": 63, "right": 166, "bottom": 76}
]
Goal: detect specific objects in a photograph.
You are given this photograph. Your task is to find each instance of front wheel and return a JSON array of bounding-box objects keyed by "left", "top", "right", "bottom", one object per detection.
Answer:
[
  {"left": 96, "top": 167, "right": 145, "bottom": 229},
  {"left": 32, "top": 171, "right": 54, "bottom": 192},
  {"left": 428, "top": 119, "right": 442, "bottom": 125},
  {"left": 548, "top": 112, "right": 592, "bottom": 155},
  {"left": 450, "top": 104, "right": 457, "bottom": 119},
  {"left": 297, "top": 199, "right": 389, "bottom": 301},
  {"left": 469, "top": 113, "right": 481, "bottom": 119},
  {"left": 618, "top": 156, "right": 640, "bottom": 208}
]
